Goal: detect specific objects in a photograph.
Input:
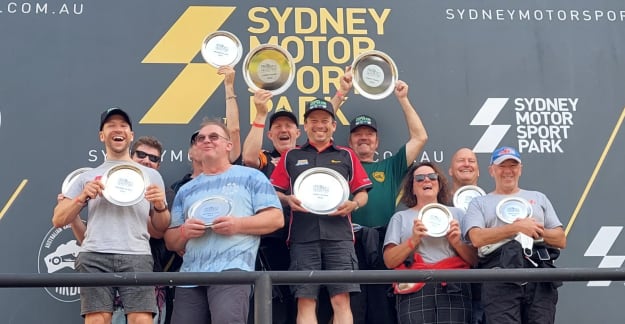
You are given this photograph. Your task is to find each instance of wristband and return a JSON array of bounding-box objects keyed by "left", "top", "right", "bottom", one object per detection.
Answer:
[
  {"left": 336, "top": 91, "right": 344, "bottom": 98},
  {"left": 252, "top": 122, "right": 265, "bottom": 128},
  {"left": 226, "top": 95, "right": 237, "bottom": 100},
  {"left": 154, "top": 203, "right": 168, "bottom": 213}
]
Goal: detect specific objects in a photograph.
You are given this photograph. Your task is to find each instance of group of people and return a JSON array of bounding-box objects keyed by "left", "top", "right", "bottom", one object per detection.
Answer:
[{"left": 52, "top": 65, "right": 566, "bottom": 324}]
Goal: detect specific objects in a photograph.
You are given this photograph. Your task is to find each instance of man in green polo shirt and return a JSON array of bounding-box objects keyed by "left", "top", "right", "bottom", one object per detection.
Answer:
[{"left": 331, "top": 68, "right": 428, "bottom": 324}]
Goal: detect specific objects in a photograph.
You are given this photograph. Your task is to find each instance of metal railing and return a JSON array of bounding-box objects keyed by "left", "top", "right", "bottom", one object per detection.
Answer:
[{"left": 2, "top": 268, "right": 624, "bottom": 323}]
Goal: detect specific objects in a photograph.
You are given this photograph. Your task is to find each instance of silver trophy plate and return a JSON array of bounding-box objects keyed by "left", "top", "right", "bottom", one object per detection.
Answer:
[
  {"left": 293, "top": 167, "right": 350, "bottom": 214},
  {"left": 351, "top": 50, "right": 398, "bottom": 100},
  {"left": 61, "top": 167, "right": 92, "bottom": 196},
  {"left": 242, "top": 43, "right": 295, "bottom": 95},
  {"left": 100, "top": 164, "right": 149, "bottom": 206},
  {"left": 418, "top": 203, "right": 452, "bottom": 237},
  {"left": 452, "top": 185, "right": 486, "bottom": 211},
  {"left": 496, "top": 197, "right": 533, "bottom": 224},
  {"left": 200, "top": 30, "right": 243, "bottom": 68},
  {"left": 187, "top": 196, "right": 233, "bottom": 228}
]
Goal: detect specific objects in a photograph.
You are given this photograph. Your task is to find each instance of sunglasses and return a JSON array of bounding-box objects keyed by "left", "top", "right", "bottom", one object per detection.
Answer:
[
  {"left": 414, "top": 173, "right": 439, "bottom": 182},
  {"left": 195, "top": 132, "right": 230, "bottom": 143},
  {"left": 135, "top": 150, "right": 160, "bottom": 163}
]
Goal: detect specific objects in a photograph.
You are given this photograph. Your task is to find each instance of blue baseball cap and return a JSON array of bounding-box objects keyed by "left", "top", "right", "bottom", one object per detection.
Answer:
[{"left": 490, "top": 146, "right": 522, "bottom": 165}]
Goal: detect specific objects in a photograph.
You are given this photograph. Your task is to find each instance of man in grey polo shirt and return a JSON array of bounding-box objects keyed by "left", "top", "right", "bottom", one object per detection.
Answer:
[{"left": 463, "top": 146, "right": 566, "bottom": 324}]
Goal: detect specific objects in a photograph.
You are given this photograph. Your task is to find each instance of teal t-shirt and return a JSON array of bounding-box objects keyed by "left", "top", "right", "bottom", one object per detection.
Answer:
[{"left": 352, "top": 145, "right": 408, "bottom": 227}]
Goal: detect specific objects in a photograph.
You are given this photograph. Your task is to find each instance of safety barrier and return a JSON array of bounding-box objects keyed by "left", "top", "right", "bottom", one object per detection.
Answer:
[{"left": 1, "top": 268, "right": 624, "bottom": 323}]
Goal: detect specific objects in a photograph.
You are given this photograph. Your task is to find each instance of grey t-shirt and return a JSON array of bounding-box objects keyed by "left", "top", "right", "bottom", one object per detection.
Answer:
[
  {"left": 384, "top": 206, "right": 466, "bottom": 263},
  {"left": 65, "top": 160, "right": 165, "bottom": 254},
  {"left": 462, "top": 189, "right": 562, "bottom": 241}
]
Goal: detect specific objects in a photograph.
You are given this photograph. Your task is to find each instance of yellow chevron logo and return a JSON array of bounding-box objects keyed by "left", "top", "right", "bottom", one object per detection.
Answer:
[{"left": 140, "top": 6, "right": 235, "bottom": 124}]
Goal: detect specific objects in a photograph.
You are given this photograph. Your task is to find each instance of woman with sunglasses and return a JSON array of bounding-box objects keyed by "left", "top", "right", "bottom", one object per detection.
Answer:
[{"left": 383, "top": 162, "right": 477, "bottom": 324}]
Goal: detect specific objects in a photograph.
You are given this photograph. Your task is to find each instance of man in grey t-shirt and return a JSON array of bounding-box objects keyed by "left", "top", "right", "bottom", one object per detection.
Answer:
[
  {"left": 52, "top": 108, "right": 170, "bottom": 324},
  {"left": 463, "top": 146, "right": 566, "bottom": 324}
]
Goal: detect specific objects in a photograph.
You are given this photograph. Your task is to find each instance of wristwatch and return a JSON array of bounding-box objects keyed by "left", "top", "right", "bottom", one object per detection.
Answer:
[{"left": 154, "top": 201, "right": 168, "bottom": 213}]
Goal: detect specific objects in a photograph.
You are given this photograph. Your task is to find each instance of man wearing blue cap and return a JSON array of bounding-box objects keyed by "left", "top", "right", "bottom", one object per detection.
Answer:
[{"left": 462, "top": 146, "right": 566, "bottom": 324}]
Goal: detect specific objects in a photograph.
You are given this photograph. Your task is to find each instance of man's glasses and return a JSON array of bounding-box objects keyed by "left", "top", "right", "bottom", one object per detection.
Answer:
[
  {"left": 195, "top": 133, "right": 230, "bottom": 143},
  {"left": 135, "top": 150, "right": 160, "bottom": 163},
  {"left": 414, "top": 173, "right": 439, "bottom": 182}
]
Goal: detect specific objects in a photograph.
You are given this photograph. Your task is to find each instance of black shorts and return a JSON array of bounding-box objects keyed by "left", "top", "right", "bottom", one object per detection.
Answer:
[{"left": 289, "top": 240, "right": 360, "bottom": 298}]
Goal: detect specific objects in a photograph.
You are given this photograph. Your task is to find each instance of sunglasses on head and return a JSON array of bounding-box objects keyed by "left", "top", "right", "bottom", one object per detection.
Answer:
[
  {"left": 135, "top": 150, "right": 160, "bottom": 163},
  {"left": 195, "top": 132, "right": 230, "bottom": 143},
  {"left": 414, "top": 173, "right": 438, "bottom": 182}
]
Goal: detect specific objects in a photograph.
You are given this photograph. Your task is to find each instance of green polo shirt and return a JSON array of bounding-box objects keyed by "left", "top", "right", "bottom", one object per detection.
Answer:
[{"left": 352, "top": 145, "right": 408, "bottom": 227}]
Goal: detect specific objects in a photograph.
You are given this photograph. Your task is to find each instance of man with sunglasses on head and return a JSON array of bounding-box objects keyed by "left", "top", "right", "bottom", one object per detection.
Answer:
[
  {"left": 329, "top": 67, "right": 428, "bottom": 324},
  {"left": 53, "top": 107, "right": 170, "bottom": 324},
  {"left": 462, "top": 146, "right": 567, "bottom": 324},
  {"left": 165, "top": 119, "right": 283, "bottom": 324}
]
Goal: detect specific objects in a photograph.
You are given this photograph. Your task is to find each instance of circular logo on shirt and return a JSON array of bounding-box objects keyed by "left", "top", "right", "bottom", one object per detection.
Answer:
[{"left": 37, "top": 223, "right": 83, "bottom": 302}]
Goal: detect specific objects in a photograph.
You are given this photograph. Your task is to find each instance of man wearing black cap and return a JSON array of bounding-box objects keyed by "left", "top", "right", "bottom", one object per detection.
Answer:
[
  {"left": 242, "top": 89, "right": 300, "bottom": 177},
  {"left": 241, "top": 89, "right": 302, "bottom": 323},
  {"left": 334, "top": 70, "right": 428, "bottom": 323},
  {"left": 53, "top": 107, "right": 170, "bottom": 324},
  {"left": 463, "top": 146, "right": 566, "bottom": 324},
  {"left": 271, "top": 98, "right": 372, "bottom": 324}
]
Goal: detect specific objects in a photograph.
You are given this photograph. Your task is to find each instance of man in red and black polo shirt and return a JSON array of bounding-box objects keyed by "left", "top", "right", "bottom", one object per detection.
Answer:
[{"left": 271, "top": 98, "right": 372, "bottom": 324}]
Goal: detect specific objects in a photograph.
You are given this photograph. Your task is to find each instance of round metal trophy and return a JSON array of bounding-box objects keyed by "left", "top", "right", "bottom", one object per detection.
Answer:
[
  {"left": 351, "top": 50, "right": 398, "bottom": 100},
  {"left": 452, "top": 185, "right": 486, "bottom": 211},
  {"left": 293, "top": 167, "right": 350, "bottom": 214},
  {"left": 200, "top": 30, "right": 243, "bottom": 68},
  {"left": 242, "top": 44, "right": 295, "bottom": 95},
  {"left": 496, "top": 197, "right": 533, "bottom": 224},
  {"left": 187, "top": 196, "right": 233, "bottom": 228},
  {"left": 418, "top": 203, "right": 453, "bottom": 237},
  {"left": 100, "top": 164, "right": 149, "bottom": 206},
  {"left": 61, "top": 167, "right": 92, "bottom": 196}
]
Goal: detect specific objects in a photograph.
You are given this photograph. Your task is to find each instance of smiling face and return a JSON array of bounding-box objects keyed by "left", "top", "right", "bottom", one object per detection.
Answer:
[
  {"left": 99, "top": 115, "right": 133, "bottom": 159},
  {"left": 413, "top": 165, "right": 440, "bottom": 204},
  {"left": 303, "top": 110, "right": 336, "bottom": 146},
  {"left": 489, "top": 159, "right": 522, "bottom": 194},
  {"left": 348, "top": 126, "right": 379, "bottom": 162},
  {"left": 449, "top": 148, "right": 479, "bottom": 186},
  {"left": 132, "top": 144, "right": 161, "bottom": 170},
  {"left": 267, "top": 116, "right": 300, "bottom": 154},
  {"left": 195, "top": 124, "right": 233, "bottom": 163}
]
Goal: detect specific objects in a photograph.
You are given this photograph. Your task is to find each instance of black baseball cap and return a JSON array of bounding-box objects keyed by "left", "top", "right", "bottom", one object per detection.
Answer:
[
  {"left": 100, "top": 107, "right": 132, "bottom": 130},
  {"left": 269, "top": 108, "right": 298, "bottom": 127},
  {"left": 190, "top": 130, "right": 200, "bottom": 145},
  {"left": 349, "top": 114, "right": 378, "bottom": 133},
  {"left": 303, "top": 98, "right": 335, "bottom": 119}
]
